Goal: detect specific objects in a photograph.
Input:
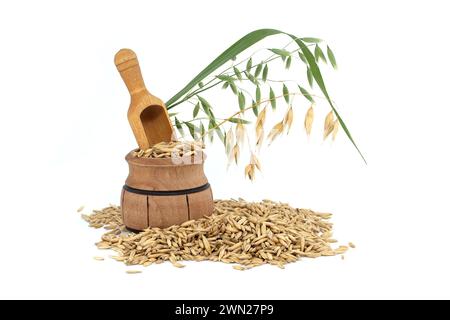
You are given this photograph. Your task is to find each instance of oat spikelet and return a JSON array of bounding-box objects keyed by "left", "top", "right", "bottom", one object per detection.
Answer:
[
  {"left": 256, "top": 106, "right": 267, "bottom": 127},
  {"left": 245, "top": 153, "right": 260, "bottom": 181},
  {"left": 235, "top": 123, "right": 246, "bottom": 146},
  {"left": 255, "top": 107, "right": 266, "bottom": 148},
  {"left": 323, "top": 110, "right": 335, "bottom": 140},
  {"left": 284, "top": 106, "right": 294, "bottom": 134},
  {"left": 256, "top": 127, "right": 264, "bottom": 148},
  {"left": 304, "top": 105, "right": 314, "bottom": 136},
  {"left": 77, "top": 206, "right": 85, "bottom": 213},
  {"left": 250, "top": 153, "right": 261, "bottom": 171},
  {"left": 332, "top": 119, "right": 339, "bottom": 141},
  {"left": 225, "top": 128, "right": 235, "bottom": 154},
  {"left": 232, "top": 144, "right": 240, "bottom": 164},
  {"left": 267, "top": 121, "right": 284, "bottom": 144},
  {"left": 245, "top": 164, "right": 255, "bottom": 181}
]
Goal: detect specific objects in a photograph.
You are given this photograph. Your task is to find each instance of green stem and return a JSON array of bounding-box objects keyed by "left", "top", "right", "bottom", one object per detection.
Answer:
[{"left": 167, "top": 47, "right": 303, "bottom": 110}]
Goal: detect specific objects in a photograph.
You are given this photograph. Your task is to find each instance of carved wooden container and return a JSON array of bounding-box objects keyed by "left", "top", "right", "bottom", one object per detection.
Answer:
[{"left": 120, "top": 150, "right": 213, "bottom": 231}]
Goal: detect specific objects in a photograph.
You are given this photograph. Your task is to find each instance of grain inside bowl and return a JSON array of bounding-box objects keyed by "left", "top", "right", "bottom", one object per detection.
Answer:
[
  {"left": 82, "top": 199, "right": 353, "bottom": 271},
  {"left": 132, "top": 141, "right": 204, "bottom": 159}
]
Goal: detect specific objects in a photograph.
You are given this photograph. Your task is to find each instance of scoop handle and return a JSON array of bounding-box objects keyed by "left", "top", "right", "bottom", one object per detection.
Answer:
[{"left": 114, "top": 49, "right": 147, "bottom": 95}]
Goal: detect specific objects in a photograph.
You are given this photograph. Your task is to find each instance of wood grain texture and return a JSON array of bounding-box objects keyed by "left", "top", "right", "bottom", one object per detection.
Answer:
[
  {"left": 122, "top": 190, "right": 149, "bottom": 230},
  {"left": 187, "top": 186, "right": 214, "bottom": 220},
  {"left": 120, "top": 188, "right": 125, "bottom": 222},
  {"left": 115, "top": 49, "right": 174, "bottom": 149},
  {"left": 121, "top": 150, "right": 213, "bottom": 231},
  {"left": 148, "top": 195, "right": 189, "bottom": 228},
  {"left": 125, "top": 151, "right": 208, "bottom": 191}
]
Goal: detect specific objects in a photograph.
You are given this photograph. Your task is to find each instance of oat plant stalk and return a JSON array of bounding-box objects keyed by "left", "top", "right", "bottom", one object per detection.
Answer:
[{"left": 164, "top": 29, "right": 365, "bottom": 179}]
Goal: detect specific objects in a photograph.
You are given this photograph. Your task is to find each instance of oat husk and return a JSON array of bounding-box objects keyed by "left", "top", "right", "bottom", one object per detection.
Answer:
[
  {"left": 133, "top": 141, "right": 204, "bottom": 159},
  {"left": 83, "top": 199, "right": 352, "bottom": 271}
]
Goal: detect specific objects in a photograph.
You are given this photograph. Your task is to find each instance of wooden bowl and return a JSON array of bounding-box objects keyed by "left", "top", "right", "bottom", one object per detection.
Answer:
[{"left": 120, "top": 150, "right": 214, "bottom": 231}]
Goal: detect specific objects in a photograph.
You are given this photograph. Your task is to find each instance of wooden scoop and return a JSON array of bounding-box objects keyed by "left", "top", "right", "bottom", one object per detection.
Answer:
[{"left": 115, "top": 49, "right": 174, "bottom": 150}]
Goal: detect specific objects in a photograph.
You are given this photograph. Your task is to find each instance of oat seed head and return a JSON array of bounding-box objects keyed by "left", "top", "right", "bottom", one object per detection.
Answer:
[
  {"left": 235, "top": 123, "right": 246, "bottom": 146},
  {"left": 267, "top": 121, "right": 284, "bottom": 144},
  {"left": 305, "top": 105, "right": 314, "bottom": 136},
  {"left": 284, "top": 106, "right": 294, "bottom": 134},
  {"left": 323, "top": 110, "right": 335, "bottom": 140},
  {"left": 332, "top": 119, "right": 339, "bottom": 141}
]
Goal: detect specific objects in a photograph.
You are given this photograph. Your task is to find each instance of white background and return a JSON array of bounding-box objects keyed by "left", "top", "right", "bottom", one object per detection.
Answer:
[{"left": 0, "top": 0, "right": 449, "bottom": 299}]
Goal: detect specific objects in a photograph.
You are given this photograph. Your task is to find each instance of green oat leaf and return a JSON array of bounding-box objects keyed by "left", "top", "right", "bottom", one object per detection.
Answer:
[
  {"left": 252, "top": 99, "right": 259, "bottom": 116},
  {"left": 262, "top": 64, "right": 269, "bottom": 82},
  {"left": 209, "top": 119, "right": 225, "bottom": 145},
  {"left": 233, "top": 66, "right": 243, "bottom": 81},
  {"left": 217, "top": 129, "right": 225, "bottom": 145},
  {"left": 175, "top": 117, "right": 184, "bottom": 136},
  {"left": 269, "top": 87, "right": 276, "bottom": 110},
  {"left": 228, "top": 117, "right": 252, "bottom": 124},
  {"left": 254, "top": 62, "right": 263, "bottom": 78},
  {"left": 269, "top": 48, "right": 291, "bottom": 57},
  {"left": 193, "top": 102, "right": 200, "bottom": 118},
  {"left": 283, "top": 84, "right": 290, "bottom": 104},
  {"left": 208, "top": 121, "right": 214, "bottom": 143},
  {"left": 256, "top": 85, "right": 261, "bottom": 104},
  {"left": 307, "top": 67, "right": 314, "bottom": 87},
  {"left": 298, "top": 85, "right": 315, "bottom": 103},
  {"left": 298, "top": 52, "right": 307, "bottom": 63},
  {"left": 229, "top": 81, "right": 238, "bottom": 95},
  {"left": 185, "top": 122, "right": 197, "bottom": 139},
  {"left": 246, "top": 58, "right": 253, "bottom": 73},
  {"left": 301, "top": 37, "right": 322, "bottom": 43},
  {"left": 245, "top": 71, "right": 257, "bottom": 85},
  {"left": 327, "top": 45, "right": 338, "bottom": 69},
  {"left": 238, "top": 92, "right": 246, "bottom": 111},
  {"left": 200, "top": 122, "right": 205, "bottom": 142},
  {"left": 198, "top": 96, "right": 212, "bottom": 117},
  {"left": 216, "top": 75, "right": 235, "bottom": 82},
  {"left": 285, "top": 56, "right": 292, "bottom": 69},
  {"left": 314, "top": 44, "right": 327, "bottom": 63}
]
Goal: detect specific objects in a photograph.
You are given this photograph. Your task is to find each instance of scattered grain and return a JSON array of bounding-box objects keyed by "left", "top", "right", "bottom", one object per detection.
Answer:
[
  {"left": 233, "top": 265, "right": 247, "bottom": 271},
  {"left": 84, "top": 199, "right": 350, "bottom": 271},
  {"left": 126, "top": 270, "right": 142, "bottom": 274}
]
